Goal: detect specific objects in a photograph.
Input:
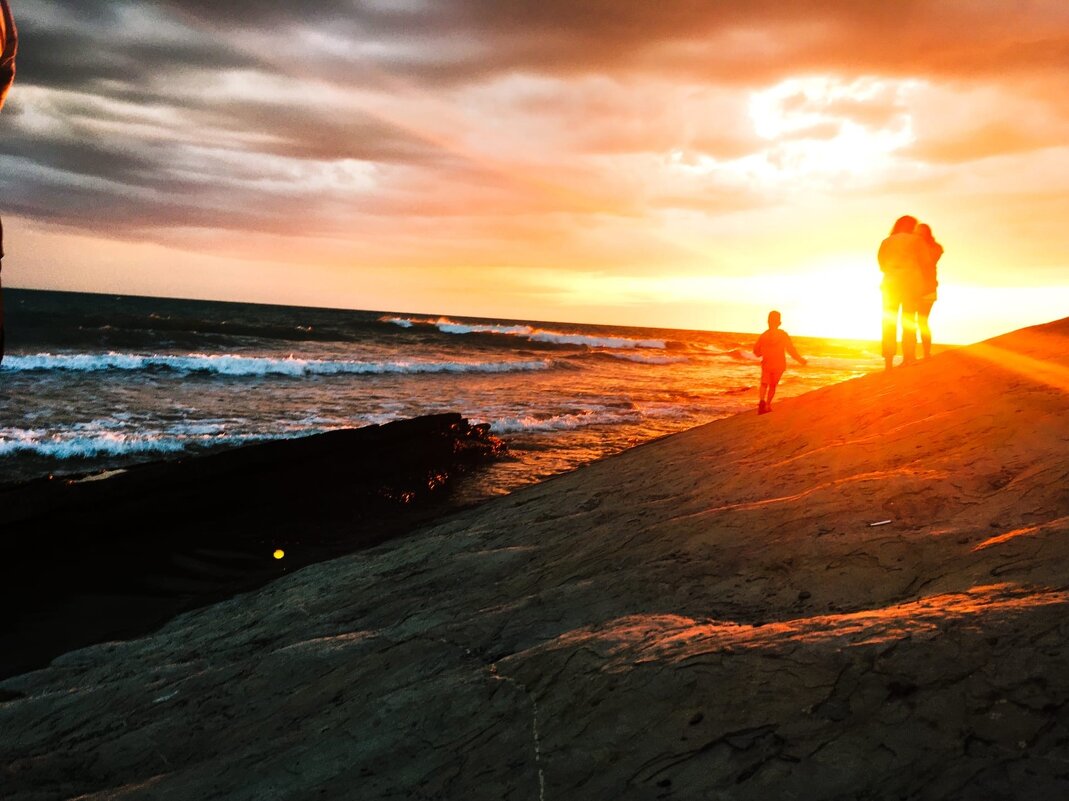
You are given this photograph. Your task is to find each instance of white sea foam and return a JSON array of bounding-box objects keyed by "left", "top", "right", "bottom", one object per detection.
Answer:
[
  {"left": 0, "top": 424, "right": 295, "bottom": 461},
  {"left": 0, "top": 429, "right": 193, "bottom": 460},
  {"left": 724, "top": 348, "right": 761, "bottom": 363},
  {"left": 0, "top": 415, "right": 434, "bottom": 463},
  {"left": 2, "top": 352, "right": 554, "bottom": 377},
  {"left": 606, "top": 353, "right": 690, "bottom": 365},
  {"left": 489, "top": 409, "right": 643, "bottom": 434},
  {"left": 385, "top": 316, "right": 667, "bottom": 349}
]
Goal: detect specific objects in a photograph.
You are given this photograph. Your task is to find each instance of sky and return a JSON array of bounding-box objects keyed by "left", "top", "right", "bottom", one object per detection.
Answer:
[{"left": 2, "top": 0, "right": 1068, "bottom": 342}]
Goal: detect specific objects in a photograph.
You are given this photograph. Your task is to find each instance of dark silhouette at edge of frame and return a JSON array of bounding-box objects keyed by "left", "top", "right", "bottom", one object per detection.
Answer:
[
  {"left": 0, "top": 0, "right": 17, "bottom": 366},
  {"left": 753, "top": 309, "right": 807, "bottom": 415},
  {"left": 877, "top": 214, "right": 942, "bottom": 370}
]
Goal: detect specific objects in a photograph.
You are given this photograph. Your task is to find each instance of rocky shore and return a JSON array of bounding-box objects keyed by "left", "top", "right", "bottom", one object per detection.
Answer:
[
  {"left": 0, "top": 413, "right": 505, "bottom": 679},
  {"left": 2, "top": 319, "right": 1068, "bottom": 800}
]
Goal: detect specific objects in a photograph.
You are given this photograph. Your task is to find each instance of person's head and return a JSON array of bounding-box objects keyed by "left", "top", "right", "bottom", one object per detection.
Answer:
[
  {"left": 767, "top": 310, "right": 782, "bottom": 329},
  {"left": 891, "top": 215, "right": 918, "bottom": 235},
  {"left": 915, "top": 223, "right": 935, "bottom": 244}
]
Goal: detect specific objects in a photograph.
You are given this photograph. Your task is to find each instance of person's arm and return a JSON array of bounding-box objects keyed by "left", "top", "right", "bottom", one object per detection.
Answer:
[
  {"left": 877, "top": 238, "right": 891, "bottom": 273},
  {"left": 0, "top": 0, "right": 16, "bottom": 112},
  {"left": 753, "top": 332, "right": 764, "bottom": 357},
  {"left": 785, "top": 333, "right": 807, "bottom": 365}
]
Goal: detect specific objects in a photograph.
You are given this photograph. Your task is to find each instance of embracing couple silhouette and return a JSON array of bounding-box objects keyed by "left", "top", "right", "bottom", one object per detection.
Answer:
[{"left": 878, "top": 215, "right": 944, "bottom": 370}]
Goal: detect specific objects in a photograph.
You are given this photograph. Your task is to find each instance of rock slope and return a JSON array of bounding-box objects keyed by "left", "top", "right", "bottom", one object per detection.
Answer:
[{"left": 2, "top": 319, "right": 1068, "bottom": 800}]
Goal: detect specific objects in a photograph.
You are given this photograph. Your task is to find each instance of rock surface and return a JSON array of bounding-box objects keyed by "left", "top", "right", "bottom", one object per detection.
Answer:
[
  {"left": 2, "top": 319, "right": 1068, "bottom": 800},
  {"left": 0, "top": 413, "right": 505, "bottom": 679}
]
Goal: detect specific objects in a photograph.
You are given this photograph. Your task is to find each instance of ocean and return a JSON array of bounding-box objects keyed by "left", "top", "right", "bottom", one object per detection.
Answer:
[{"left": 0, "top": 289, "right": 882, "bottom": 498}]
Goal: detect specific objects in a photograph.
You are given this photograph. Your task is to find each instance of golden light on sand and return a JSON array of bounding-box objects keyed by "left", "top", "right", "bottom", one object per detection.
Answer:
[
  {"left": 273, "top": 549, "right": 285, "bottom": 560},
  {"left": 973, "top": 516, "right": 1069, "bottom": 552},
  {"left": 551, "top": 585, "right": 1069, "bottom": 666},
  {"left": 963, "top": 335, "right": 1069, "bottom": 394}
]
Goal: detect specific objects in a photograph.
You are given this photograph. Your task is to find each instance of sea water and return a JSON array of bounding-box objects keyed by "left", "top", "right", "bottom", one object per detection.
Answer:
[{"left": 0, "top": 289, "right": 882, "bottom": 497}]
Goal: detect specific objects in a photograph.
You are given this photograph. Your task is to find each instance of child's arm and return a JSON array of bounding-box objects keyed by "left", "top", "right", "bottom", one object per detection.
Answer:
[
  {"left": 753, "top": 332, "right": 764, "bottom": 357},
  {"left": 785, "top": 333, "right": 807, "bottom": 366}
]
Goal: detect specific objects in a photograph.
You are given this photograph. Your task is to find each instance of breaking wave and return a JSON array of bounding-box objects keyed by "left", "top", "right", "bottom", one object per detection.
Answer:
[
  {"left": 603, "top": 352, "right": 690, "bottom": 365},
  {"left": 489, "top": 409, "right": 643, "bottom": 434},
  {"left": 2, "top": 352, "right": 555, "bottom": 377},
  {"left": 0, "top": 428, "right": 272, "bottom": 461},
  {"left": 383, "top": 316, "right": 669, "bottom": 350},
  {"left": 724, "top": 348, "right": 760, "bottom": 362}
]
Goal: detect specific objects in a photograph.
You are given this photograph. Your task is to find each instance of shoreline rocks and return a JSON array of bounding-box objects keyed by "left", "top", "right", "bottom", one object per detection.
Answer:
[{"left": 0, "top": 413, "right": 506, "bottom": 679}]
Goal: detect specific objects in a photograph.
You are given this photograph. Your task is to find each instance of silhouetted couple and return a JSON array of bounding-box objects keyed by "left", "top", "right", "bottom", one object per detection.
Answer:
[{"left": 878, "top": 215, "right": 943, "bottom": 370}]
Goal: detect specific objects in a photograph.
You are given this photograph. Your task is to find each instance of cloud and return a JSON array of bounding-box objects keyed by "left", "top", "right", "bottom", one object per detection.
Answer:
[
  {"left": 249, "top": 1, "right": 1069, "bottom": 85},
  {"left": 2, "top": 0, "right": 1068, "bottom": 267},
  {"left": 14, "top": 1, "right": 255, "bottom": 92},
  {"left": 904, "top": 80, "right": 1069, "bottom": 164}
]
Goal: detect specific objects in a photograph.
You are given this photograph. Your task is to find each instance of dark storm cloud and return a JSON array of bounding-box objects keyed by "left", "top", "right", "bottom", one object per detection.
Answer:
[
  {"left": 159, "top": 0, "right": 359, "bottom": 24},
  {"left": 1, "top": 0, "right": 457, "bottom": 234},
  {"left": 14, "top": 1, "right": 255, "bottom": 92},
  {"left": 23, "top": 1, "right": 1069, "bottom": 97},
  {"left": 15, "top": 26, "right": 253, "bottom": 91},
  {"left": 190, "top": 100, "right": 447, "bottom": 166},
  {"left": 267, "top": 0, "right": 1069, "bottom": 84},
  {"left": 0, "top": 126, "right": 157, "bottom": 183}
]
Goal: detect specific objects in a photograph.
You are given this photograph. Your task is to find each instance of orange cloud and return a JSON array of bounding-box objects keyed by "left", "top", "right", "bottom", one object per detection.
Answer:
[{"left": 3, "top": 1, "right": 1068, "bottom": 340}]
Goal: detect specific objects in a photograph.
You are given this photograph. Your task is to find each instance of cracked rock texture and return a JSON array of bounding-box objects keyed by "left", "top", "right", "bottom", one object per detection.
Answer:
[{"left": 3, "top": 318, "right": 1069, "bottom": 800}]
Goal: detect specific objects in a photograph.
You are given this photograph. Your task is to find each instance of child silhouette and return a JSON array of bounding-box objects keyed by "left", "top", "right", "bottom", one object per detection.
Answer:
[{"left": 753, "top": 310, "right": 807, "bottom": 415}]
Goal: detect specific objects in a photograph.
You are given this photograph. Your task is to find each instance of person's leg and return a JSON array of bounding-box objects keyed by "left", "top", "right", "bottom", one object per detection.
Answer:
[
  {"left": 900, "top": 296, "right": 918, "bottom": 364},
  {"left": 758, "top": 365, "right": 770, "bottom": 413},
  {"left": 766, "top": 369, "right": 783, "bottom": 410},
  {"left": 917, "top": 297, "right": 934, "bottom": 359},
  {"left": 881, "top": 285, "right": 899, "bottom": 370}
]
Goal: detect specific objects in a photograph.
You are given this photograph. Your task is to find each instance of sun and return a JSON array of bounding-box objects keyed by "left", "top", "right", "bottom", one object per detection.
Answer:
[
  {"left": 785, "top": 263, "right": 883, "bottom": 341},
  {"left": 729, "top": 258, "right": 884, "bottom": 342}
]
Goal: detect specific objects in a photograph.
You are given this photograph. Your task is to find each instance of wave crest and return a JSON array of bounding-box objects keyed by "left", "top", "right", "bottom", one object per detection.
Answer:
[
  {"left": 0, "top": 429, "right": 208, "bottom": 460},
  {"left": 490, "top": 408, "right": 643, "bottom": 434},
  {"left": 604, "top": 352, "right": 690, "bottom": 365},
  {"left": 383, "top": 316, "right": 667, "bottom": 350},
  {"left": 2, "top": 352, "right": 554, "bottom": 377}
]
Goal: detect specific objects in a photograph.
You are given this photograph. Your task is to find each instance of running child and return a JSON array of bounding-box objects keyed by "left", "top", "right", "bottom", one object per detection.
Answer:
[{"left": 753, "top": 310, "right": 807, "bottom": 415}]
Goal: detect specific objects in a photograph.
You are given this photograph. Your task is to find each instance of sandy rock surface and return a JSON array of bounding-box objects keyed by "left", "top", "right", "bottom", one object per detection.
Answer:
[{"left": 3, "top": 319, "right": 1068, "bottom": 800}]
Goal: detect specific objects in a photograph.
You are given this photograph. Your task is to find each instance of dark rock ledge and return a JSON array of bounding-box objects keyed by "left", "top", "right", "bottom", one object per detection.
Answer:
[{"left": 0, "top": 413, "right": 505, "bottom": 680}]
